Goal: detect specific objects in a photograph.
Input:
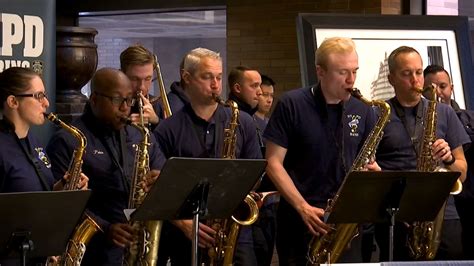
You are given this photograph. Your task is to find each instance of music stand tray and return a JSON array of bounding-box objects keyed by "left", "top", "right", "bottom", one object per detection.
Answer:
[
  {"left": 132, "top": 157, "right": 267, "bottom": 221},
  {"left": 0, "top": 190, "right": 91, "bottom": 260},
  {"left": 326, "top": 170, "right": 460, "bottom": 224}
]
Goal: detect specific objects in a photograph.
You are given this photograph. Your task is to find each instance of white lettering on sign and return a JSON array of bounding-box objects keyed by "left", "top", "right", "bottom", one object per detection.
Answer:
[{"left": 1, "top": 13, "right": 44, "bottom": 57}]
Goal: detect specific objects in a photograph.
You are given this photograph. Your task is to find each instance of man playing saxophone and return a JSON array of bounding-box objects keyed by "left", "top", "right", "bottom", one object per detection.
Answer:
[
  {"left": 264, "top": 37, "right": 380, "bottom": 264},
  {"left": 153, "top": 47, "right": 262, "bottom": 265},
  {"left": 374, "top": 46, "right": 470, "bottom": 261},
  {"left": 47, "top": 68, "right": 166, "bottom": 265}
]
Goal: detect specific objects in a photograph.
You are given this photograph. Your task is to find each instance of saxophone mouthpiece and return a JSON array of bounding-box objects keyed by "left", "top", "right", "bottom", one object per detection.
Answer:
[
  {"left": 44, "top": 112, "right": 61, "bottom": 124},
  {"left": 120, "top": 116, "right": 132, "bottom": 125},
  {"left": 212, "top": 93, "right": 226, "bottom": 105},
  {"left": 349, "top": 88, "right": 362, "bottom": 99},
  {"left": 414, "top": 87, "right": 424, "bottom": 93}
]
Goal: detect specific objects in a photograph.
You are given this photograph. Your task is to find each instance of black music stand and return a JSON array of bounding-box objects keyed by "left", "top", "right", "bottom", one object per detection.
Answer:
[
  {"left": 0, "top": 190, "right": 91, "bottom": 266},
  {"left": 325, "top": 170, "right": 460, "bottom": 262},
  {"left": 131, "top": 157, "right": 267, "bottom": 266}
]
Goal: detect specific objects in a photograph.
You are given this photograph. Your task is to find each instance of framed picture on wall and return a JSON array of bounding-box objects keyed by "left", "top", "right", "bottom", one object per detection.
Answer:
[{"left": 296, "top": 14, "right": 474, "bottom": 109}]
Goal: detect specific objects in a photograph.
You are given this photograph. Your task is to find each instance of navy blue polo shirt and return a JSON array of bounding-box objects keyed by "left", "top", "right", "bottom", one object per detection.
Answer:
[
  {"left": 253, "top": 115, "right": 269, "bottom": 134},
  {"left": 0, "top": 122, "right": 55, "bottom": 192},
  {"left": 155, "top": 103, "right": 261, "bottom": 160},
  {"left": 46, "top": 105, "right": 166, "bottom": 264},
  {"left": 377, "top": 98, "right": 470, "bottom": 171},
  {"left": 263, "top": 85, "right": 376, "bottom": 206},
  {"left": 377, "top": 98, "right": 470, "bottom": 219}
]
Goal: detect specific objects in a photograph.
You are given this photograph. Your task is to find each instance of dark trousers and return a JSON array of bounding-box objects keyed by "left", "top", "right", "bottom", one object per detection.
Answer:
[
  {"left": 233, "top": 200, "right": 278, "bottom": 266},
  {"left": 82, "top": 233, "right": 124, "bottom": 266},
  {"left": 435, "top": 219, "right": 463, "bottom": 260},
  {"left": 157, "top": 221, "right": 192, "bottom": 266},
  {"left": 157, "top": 220, "right": 268, "bottom": 266},
  {"left": 375, "top": 219, "right": 462, "bottom": 262},
  {"left": 157, "top": 221, "right": 193, "bottom": 266},
  {"left": 374, "top": 222, "right": 411, "bottom": 262},
  {"left": 276, "top": 201, "right": 362, "bottom": 265},
  {"left": 455, "top": 196, "right": 474, "bottom": 259}
]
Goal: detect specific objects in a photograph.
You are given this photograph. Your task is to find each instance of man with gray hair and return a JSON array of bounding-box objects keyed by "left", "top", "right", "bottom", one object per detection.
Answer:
[{"left": 154, "top": 48, "right": 262, "bottom": 265}]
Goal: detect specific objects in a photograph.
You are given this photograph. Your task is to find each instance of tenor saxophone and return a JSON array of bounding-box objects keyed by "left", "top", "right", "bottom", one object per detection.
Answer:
[
  {"left": 200, "top": 95, "right": 266, "bottom": 266},
  {"left": 307, "top": 88, "right": 391, "bottom": 264},
  {"left": 123, "top": 98, "right": 162, "bottom": 266},
  {"left": 45, "top": 113, "right": 102, "bottom": 266},
  {"left": 407, "top": 85, "right": 462, "bottom": 260}
]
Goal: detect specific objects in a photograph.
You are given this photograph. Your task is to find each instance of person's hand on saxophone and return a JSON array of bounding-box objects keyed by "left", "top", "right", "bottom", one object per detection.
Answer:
[
  {"left": 141, "top": 169, "right": 161, "bottom": 193},
  {"left": 363, "top": 156, "right": 382, "bottom": 171},
  {"left": 52, "top": 172, "right": 89, "bottom": 191}
]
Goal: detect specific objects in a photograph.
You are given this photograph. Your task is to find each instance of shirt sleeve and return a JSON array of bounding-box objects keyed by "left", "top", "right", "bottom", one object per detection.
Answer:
[
  {"left": 153, "top": 119, "right": 174, "bottom": 159},
  {"left": 149, "top": 132, "right": 166, "bottom": 170},
  {"left": 263, "top": 95, "right": 293, "bottom": 149},
  {"left": 444, "top": 106, "right": 471, "bottom": 149}
]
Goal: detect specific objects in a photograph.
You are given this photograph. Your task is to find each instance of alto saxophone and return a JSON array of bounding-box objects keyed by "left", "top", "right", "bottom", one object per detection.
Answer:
[
  {"left": 307, "top": 88, "right": 391, "bottom": 264},
  {"left": 201, "top": 95, "right": 267, "bottom": 266},
  {"left": 123, "top": 97, "right": 162, "bottom": 266},
  {"left": 407, "top": 85, "right": 462, "bottom": 260},
  {"left": 45, "top": 113, "right": 102, "bottom": 266}
]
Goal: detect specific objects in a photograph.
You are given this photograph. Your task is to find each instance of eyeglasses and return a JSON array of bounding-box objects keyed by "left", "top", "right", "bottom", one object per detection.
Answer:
[
  {"left": 14, "top": 91, "right": 48, "bottom": 101},
  {"left": 95, "top": 92, "right": 136, "bottom": 107}
]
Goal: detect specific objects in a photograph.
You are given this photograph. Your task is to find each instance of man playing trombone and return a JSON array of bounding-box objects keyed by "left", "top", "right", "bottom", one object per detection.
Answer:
[{"left": 120, "top": 44, "right": 165, "bottom": 127}]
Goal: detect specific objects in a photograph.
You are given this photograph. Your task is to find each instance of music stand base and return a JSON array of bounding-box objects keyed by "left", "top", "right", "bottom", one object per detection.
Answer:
[
  {"left": 7, "top": 231, "right": 34, "bottom": 266},
  {"left": 386, "top": 207, "right": 399, "bottom": 262}
]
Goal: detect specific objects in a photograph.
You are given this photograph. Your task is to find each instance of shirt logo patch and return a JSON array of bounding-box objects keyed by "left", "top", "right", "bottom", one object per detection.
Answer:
[
  {"left": 93, "top": 149, "right": 105, "bottom": 155},
  {"left": 35, "top": 147, "right": 51, "bottom": 168},
  {"left": 347, "top": 114, "right": 361, "bottom": 137}
]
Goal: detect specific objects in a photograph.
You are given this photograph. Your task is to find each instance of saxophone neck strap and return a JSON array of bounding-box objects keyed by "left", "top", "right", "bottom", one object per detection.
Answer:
[
  {"left": 389, "top": 97, "right": 425, "bottom": 155},
  {"left": 16, "top": 134, "right": 51, "bottom": 191}
]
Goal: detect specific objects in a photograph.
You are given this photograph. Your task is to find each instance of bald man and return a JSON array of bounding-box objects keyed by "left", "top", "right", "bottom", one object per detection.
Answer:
[{"left": 47, "top": 68, "right": 166, "bottom": 265}]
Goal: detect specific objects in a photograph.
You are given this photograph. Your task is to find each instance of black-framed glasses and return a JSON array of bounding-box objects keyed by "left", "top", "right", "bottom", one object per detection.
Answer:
[
  {"left": 14, "top": 91, "right": 48, "bottom": 101},
  {"left": 95, "top": 92, "right": 136, "bottom": 107}
]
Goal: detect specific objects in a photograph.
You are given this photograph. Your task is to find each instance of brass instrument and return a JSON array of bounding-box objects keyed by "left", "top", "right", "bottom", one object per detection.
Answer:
[
  {"left": 123, "top": 97, "right": 162, "bottom": 265},
  {"left": 407, "top": 85, "right": 462, "bottom": 260},
  {"left": 307, "top": 88, "right": 391, "bottom": 264},
  {"left": 153, "top": 54, "right": 172, "bottom": 118},
  {"left": 45, "top": 113, "right": 102, "bottom": 266},
  {"left": 201, "top": 95, "right": 262, "bottom": 265}
]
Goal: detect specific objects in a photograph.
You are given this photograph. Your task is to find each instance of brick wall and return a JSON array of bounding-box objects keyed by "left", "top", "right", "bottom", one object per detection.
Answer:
[
  {"left": 227, "top": 0, "right": 400, "bottom": 97},
  {"left": 90, "top": 36, "right": 226, "bottom": 96}
]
